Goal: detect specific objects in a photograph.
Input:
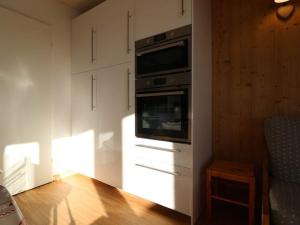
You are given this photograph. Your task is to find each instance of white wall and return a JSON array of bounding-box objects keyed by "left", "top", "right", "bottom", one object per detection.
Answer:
[
  {"left": 192, "top": 0, "right": 212, "bottom": 224},
  {"left": 0, "top": 0, "right": 78, "bottom": 141}
]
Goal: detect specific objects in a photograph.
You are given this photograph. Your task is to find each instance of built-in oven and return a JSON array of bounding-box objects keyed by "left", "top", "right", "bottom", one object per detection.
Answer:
[
  {"left": 136, "top": 73, "right": 191, "bottom": 143},
  {"left": 136, "top": 25, "right": 192, "bottom": 78}
]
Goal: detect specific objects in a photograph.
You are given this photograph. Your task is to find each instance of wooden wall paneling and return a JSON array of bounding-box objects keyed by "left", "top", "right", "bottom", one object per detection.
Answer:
[{"left": 212, "top": 0, "right": 300, "bottom": 166}]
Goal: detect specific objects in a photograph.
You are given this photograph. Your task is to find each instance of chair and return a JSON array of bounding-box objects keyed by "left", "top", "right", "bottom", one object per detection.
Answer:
[
  {"left": 263, "top": 116, "right": 300, "bottom": 225},
  {"left": 0, "top": 185, "right": 26, "bottom": 225}
]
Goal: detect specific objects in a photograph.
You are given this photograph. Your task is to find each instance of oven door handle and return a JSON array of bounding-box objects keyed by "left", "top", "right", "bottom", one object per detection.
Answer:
[
  {"left": 136, "top": 41, "right": 185, "bottom": 57},
  {"left": 136, "top": 91, "right": 184, "bottom": 98}
]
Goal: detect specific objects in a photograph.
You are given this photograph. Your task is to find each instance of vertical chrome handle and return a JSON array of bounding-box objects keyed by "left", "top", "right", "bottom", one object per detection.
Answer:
[
  {"left": 181, "top": 0, "right": 185, "bottom": 16},
  {"left": 127, "top": 68, "right": 131, "bottom": 111},
  {"left": 91, "top": 27, "right": 96, "bottom": 63},
  {"left": 91, "top": 75, "right": 96, "bottom": 111},
  {"left": 127, "top": 11, "right": 132, "bottom": 54}
]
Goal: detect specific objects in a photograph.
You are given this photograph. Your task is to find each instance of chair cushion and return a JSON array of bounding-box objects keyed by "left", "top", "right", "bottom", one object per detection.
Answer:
[
  {"left": 269, "top": 178, "right": 300, "bottom": 225},
  {"left": 265, "top": 117, "right": 300, "bottom": 184}
]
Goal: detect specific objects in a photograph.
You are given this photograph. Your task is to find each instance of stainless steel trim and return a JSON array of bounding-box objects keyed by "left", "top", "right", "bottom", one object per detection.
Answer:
[
  {"left": 181, "top": 0, "right": 185, "bottom": 15},
  {"left": 136, "top": 91, "right": 184, "bottom": 98},
  {"left": 127, "top": 68, "right": 131, "bottom": 111},
  {"left": 135, "top": 144, "right": 181, "bottom": 153},
  {"left": 136, "top": 41, "right": 185, "bottom": 57},
  {"left": 127, "top": 11, "right": 132, "bottom": 54},
  {"left": 137, "top": 67, "right": 190, "bottom": 78},
  {"left": 135, "top": 164, "right": 181, "bottom": 176}
]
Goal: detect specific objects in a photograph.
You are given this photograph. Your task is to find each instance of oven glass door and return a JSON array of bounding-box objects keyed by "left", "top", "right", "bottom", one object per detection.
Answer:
[
  {"left": 136, "top": 38, "right": 190, "bottom": 77},
  {"left": 136, "top": 88, "right": 190, "bottom": 142}
]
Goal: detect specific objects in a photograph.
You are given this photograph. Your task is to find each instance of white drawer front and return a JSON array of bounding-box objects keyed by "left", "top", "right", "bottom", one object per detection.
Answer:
[
  {"left": 134, "top": 139, "right": 192, "bottom": 168},
  {"left": 127, "top": 162, "right": 192, "bottom": 215}
]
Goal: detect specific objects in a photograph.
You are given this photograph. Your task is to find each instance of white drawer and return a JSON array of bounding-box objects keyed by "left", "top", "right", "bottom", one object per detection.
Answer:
[
  {"left": 134, "top": 139, "right": 192, "bottom": 168},
  {"left": 126, "top": 162, "right": 192, "bottom": 216}
]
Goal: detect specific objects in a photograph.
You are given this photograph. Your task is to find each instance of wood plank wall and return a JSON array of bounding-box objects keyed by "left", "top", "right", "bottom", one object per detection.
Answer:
[{"left": 212, "top": 0, "right": 300, "bottom": 166}]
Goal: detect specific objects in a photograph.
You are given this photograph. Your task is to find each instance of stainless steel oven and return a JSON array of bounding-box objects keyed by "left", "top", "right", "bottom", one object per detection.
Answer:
[
  {"left": 135, "top": 25, "right": 192, "bottom": 78},
  {"left": 136, "top": 73, "right": 191, "bottom": 143}
]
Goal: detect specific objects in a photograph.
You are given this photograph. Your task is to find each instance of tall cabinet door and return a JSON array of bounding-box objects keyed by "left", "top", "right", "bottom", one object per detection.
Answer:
[
  {"left": 71, "top": 72, "right": 98, "bottom": 178},
  {"left": 95, "top": 63, "right": 134, "bottom": 188},
  {"left": 135, "top": 0, "right": 192, "bottom": 40},
  {"left": 95, "top": 0, "right": 134, "bottom": 68},
  {"left": 0, "top": 7, "right": 53, "bottom": 195},
  {"left": 72, "top": 11, "right": 97, "bottom": 74}
]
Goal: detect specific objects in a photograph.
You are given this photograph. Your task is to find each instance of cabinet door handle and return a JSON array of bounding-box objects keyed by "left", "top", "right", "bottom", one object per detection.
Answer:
[
  {"left": 91, "top": 75, "right": 96, "bottom": 111},
  {"left": 181, "top": 0, "right": 185, "bottom": 16},
  {"left": 91, "top": 27, "right": 96, "bottom": 63},
  {"left": 127, "top": 11, "right": 132, "bottom": 54},
  {"left": 135, "top": 164, "right": 181, "bottom": 176},
  {"left": 127, "top": 68, "right": 131, "bottom": 111}
]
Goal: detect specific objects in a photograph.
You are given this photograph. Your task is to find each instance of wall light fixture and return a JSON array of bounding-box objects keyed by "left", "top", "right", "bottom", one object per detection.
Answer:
[{"left": 275, "top": 0, "right": 295, "bottom": 20}]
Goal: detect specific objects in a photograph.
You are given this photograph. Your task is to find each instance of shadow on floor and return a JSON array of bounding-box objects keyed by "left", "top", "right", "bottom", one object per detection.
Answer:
[
  {"left": 199, "top": 201, "right": 247, "bottom": 225},
  {"left": 89, "top": 179, "right": 190, "bottom": 225}
]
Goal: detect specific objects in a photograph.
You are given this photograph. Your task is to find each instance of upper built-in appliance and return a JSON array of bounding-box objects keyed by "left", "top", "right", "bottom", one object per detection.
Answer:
[{"left": 135, "top": 25, "right": 192, "bottom": 78}]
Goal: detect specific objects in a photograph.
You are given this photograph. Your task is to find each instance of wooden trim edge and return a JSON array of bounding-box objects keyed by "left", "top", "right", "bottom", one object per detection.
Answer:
[{"left": 262, "top": 153, "right": 270, "bottom": 225}]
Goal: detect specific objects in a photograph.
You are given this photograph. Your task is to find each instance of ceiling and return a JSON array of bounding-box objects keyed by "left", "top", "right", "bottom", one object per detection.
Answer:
[{"left": 60, "top": 0, "right": 105, "bottom": 13}]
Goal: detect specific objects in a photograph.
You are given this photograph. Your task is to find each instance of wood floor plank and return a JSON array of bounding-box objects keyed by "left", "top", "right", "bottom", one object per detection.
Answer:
[{"left": 14, "top": 174, "right": 191, "bottom": 225}]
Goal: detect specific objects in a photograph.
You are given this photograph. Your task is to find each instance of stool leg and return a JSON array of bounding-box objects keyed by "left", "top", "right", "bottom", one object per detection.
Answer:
[
  {"left": 248, "top": 178, "right": 255, "bottom": 225},
  {"left": 207, "top": 170, "right": 212, "bottom": 219}
]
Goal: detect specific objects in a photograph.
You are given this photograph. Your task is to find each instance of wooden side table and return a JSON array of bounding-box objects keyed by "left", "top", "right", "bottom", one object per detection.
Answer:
[{"left": 207, "top": 160, "right": 256, "bottom": 225}]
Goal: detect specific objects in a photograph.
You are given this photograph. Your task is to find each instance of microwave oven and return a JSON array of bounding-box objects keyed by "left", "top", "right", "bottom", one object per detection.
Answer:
[{"left": 135, "top": 25, "right": 192, "bottom": 78}]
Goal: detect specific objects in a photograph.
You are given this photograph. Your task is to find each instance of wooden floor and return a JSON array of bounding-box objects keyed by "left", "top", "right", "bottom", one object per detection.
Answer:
[{"left": 14, "top": 174, "right": 191, "bottom": 225}]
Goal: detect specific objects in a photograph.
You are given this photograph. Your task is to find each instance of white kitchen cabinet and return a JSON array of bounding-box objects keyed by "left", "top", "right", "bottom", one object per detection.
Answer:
[
  {"left": 126, "top": 162, "right": 192, "bottom": 215},
  {"left": 94, "top": 62, "right": 134, "bottom": 188},
  {"left": 124, "top": 138, "right": 192, "bottom": 215},
  {"left": 0, "top": 7, "right": 53, "bottom": 195},
  {"left": 72, "top": 10, "right": 97, "bottom": 74},
  {"left": 95, "top": 0, "right": 134, "bottom": 68},
  {"left": 135, "top": 0, "right": 192, "bottom": 40},
  {"left": 134, "top": 142, "right": 192, "bottom": 169},
  {"left": 71, "top": 0, "right": 134, "bottom": 74},
  {"left": 71, "top": 71, "right": 98, "bottom": 178}
]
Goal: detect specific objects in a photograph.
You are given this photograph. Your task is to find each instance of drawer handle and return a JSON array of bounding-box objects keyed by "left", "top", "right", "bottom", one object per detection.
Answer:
[
  {"left": 135, "top": 144, "right": 181, "bottom": 153},
  {"left": 135, "top": 164, "right": 181, "bottom": 176}
]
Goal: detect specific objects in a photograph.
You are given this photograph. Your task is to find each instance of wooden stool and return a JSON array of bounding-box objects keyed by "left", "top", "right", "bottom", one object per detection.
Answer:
[{"left": 206, "top": 160, "right": 256, "bottom": 225}]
